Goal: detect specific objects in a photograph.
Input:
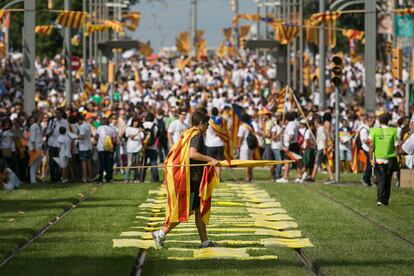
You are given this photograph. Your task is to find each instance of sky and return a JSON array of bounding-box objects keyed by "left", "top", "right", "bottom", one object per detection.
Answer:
[{"left": 129, "top": 0, "right": 258, "bottom": 51}]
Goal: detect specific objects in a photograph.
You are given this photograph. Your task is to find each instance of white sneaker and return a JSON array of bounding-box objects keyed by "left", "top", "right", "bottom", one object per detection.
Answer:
[
  {"left": 199, "top": 240, "right": 218, "bottom": 248},
  {"left": 151, "top": 230, "right": 165, "bottom": 248},
  {"left": 276, "top": 178, "right": 288, "bottom": 183},
  {"left": 295, "top": 178, "right": 303, "bottom": 183},
  {"left": 301, "top": 172, "right": 308, "bottom": 181}
]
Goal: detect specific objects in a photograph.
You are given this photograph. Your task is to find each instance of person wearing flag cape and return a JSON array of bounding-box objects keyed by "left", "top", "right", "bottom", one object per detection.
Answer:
[{"left": 152, "top": 110, "right": 220, "bottom": 248}]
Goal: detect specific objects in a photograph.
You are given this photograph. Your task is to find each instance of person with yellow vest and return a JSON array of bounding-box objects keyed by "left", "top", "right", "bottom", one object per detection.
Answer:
[{"left": 369, "top": 113, "right": 399, "bottom": 206}]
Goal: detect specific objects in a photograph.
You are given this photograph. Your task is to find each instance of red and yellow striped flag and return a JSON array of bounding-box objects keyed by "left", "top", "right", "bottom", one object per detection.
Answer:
[
  {"left": 104, "top": 20, "right": 124, "bottom": 34},
  {"left": 310, "top": 11, "right": 341, "bottom": 26},
  {"left": 305, "top": 19, "right": 337, "bottom": 48},
  {"left": 209, "top": 119, "right": 234, "bottom": 160},
  {"left": 138, "top": 42, "right": 153, "bottom": 57},
  {"left": 122, "top": 12, "right": 141, "bottom": 31},
  {"left": 276, "top": 87, "right": 287, "bottom": 113},
  {"left": 0, "top": 10, "right": 6, "bottom": 22},
  {"left": 35, "top": 25, "right": 54, "bottom": 36},
  {"left": 56, "top": 11, "right": 88, "bottom": 29},
  {"left": 164, "top": 128, "right": 218, "bottom": 225},
  {"left": 395, "top": 8, "right": 414, "bottom": 15},
  {"left": 273, "top": 23, "right": 300, "bottom": 45},
  {"left": 176, "top": 32, "right": 190, "bottom": 55},
  {"left": 342, "top": 29, "right": 364, "bottom": 41},
  {"left": 84, "top": 23, "right": 109, "bottom": 36},
  {"left": 232, "top": 13, "right": 261, "bottom": 26}
]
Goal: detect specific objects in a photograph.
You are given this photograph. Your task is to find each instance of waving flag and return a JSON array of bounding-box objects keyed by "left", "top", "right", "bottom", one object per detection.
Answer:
[
  {"left": 395, "top": 8, "right": 414, "bottom": 15},
  {"left": 176, "top": 32, "right": 190, "bottom": 55},
  {"left": 342, "top": 29, "right": 364, "bottom": 41},
  {"left": 138, "top": 41, "right": 153, "bottom": 57},
  {"left": 0, "top": 10, "right": 7, "bottom": 24},
  {"left": 310, "top": 11, "right": 341, "bottom": 26},
  {"left": 122, "top": 12, "right": 141, "bottom": 31},
  {"left": 104, "top": 20, "right": 124, "bottom": 34},
  {"left": 35, "top": 25, "right": 54, "bottom": 36},
  {"left": 231, "top": 104, "right": 248, "bottom": 146},
  {"left": 84, "top": 23, "right": 109, "bottom": 36},
  {"left": 274, "top": 23, "right": 300, "bottom": 45},
  {"left": 232, "top": 14, "right": 261, "bottom": 26},
  {"left": 209, "top": 119, "right": 234, "bottom": 160},
  {"left": 56, "top": 11, "right": 88, "bottom": 29}
]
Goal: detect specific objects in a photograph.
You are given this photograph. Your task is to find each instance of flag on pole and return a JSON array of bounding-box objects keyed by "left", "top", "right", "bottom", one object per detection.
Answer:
[
  {"left": 35, "top": 25, "right": 54, "bottom": 36},
  {"left": 232, "top": 14, "right": 261, "bottom": 26},
  {"left": 56, "top": 11, "right": 88, "bottom": 29},
  {"left": 310, "top": 11, "right": 341, "bottom": 26},
  {"left": 0, "top": 10, "right": 7, "bottom": 23},
  {"left": 138, "top": 41, "right": 153, "bottom": 57},
  {"left": 104, "top": 20, "right": 125, "bottom": 34},
  {"left": 273, "top": 23, "right": 300, "bottom": 45},
  {"left": 342, "top": 29, "right": 364, "bottom": 41},
  {"left": 121, "top": 12, "right": 141, "bottom": 31},
  {"left": 84, "top": 23, "right": 110, "bottom": 36},
  {"left": 176, "top": 32, "right": 190, "bottom": 55}
]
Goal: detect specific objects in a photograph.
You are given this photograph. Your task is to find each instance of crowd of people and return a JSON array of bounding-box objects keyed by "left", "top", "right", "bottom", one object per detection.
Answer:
[{"left": 1, "top": 50, "right": 413, "bottom": 206}]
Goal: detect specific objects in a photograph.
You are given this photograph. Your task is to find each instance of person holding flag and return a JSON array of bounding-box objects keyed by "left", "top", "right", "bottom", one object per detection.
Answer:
[
  {"left": 206, "top": 107, "right": 232, "bottom": 161},
  {"left": 152, "top": 110, "right": 220, "bottom": 248}
]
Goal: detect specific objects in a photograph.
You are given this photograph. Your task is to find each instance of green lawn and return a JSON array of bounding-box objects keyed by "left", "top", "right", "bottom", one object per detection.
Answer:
[{"left": 0, "top": 171, "right": 413, "bottom": 275}]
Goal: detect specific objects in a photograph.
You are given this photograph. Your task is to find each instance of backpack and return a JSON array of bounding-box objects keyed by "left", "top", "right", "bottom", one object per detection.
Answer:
[
  {"left": 103, "top": 134, "right": 114, "bottom": 151},
  {"left": 144, "top": 124, "right": 156, "bottom": 147},
  {"left": 297, "top": 131, "right": 304, "bottom": 147},
  {"left": 157, "top": 118, "right": 166, "bottom": 138},
  {"left": 246, "top": 130, "right": 258, "bottom": 150}
]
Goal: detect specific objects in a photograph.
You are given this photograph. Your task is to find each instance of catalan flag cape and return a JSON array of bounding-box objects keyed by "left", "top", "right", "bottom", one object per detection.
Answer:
[
  {"left": 231, "top": 104, "right": 246, "bottom": 146},
  {"left": 164, "top": 128, "right": 219, "bottom": 225},
  {"left": 209, "top": 119, "right": 234, "bottom": 160}
]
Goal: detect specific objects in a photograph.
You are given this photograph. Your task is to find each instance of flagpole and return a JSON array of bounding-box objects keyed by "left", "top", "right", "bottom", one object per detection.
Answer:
[
  {"left": 64, "top": 0, "right": 73, "bottom": 106},
  {"left": 82, "top": 0, "right": 87, "bottom": 81}
]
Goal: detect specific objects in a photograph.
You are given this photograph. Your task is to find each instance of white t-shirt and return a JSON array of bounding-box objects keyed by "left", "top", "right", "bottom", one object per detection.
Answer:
[
  {"left": 0, "top": 130, "right": 16, "bottom": 151},
  {"left": 237, "top": 124, "right": 250, "bottom": 151},
  {"left": 29, "top": 123, "right": 43, "bottom": 151},
  {"left": 168, "top": 120, "right": 188, "bottom": 145},
  {"left": 283, "top": 121, "right": 298, "bottom": 147},
  {"left": 359, "top": 124, "right": 370, "bottom": 152},
  {"left": 316, "top": 126, "right": 327, "bottom": 151},
  {"left": 205, "top": 124, "right": 224, "bottom": 147},
  {"left": 402, "top": 133, "right": 414, "bottom": 155},
  {"left": 271, "top": 125, "right": 282, "bottom": 150},
  {"left": 126, "top": 127, "right": 144, "bottom": 153},
  {"left": 47, "top": 118, "right": 69, "bottom": 148},
  {"left": 57, "top": 134, "right": 72, "bottom": 158},
  {"left": 96, "top": 125, "right": 116, "bottom": 152},
  {"left": 78, "top": 122, "right": 92, "bottom": 151}
]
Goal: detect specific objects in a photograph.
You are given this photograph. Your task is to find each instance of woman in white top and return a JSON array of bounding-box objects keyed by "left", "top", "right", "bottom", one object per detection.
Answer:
[
  {"left": 29, "top": 113, "right": 44, "bottom": 184},
  {"left": 125, "top": 117, "right": 144, "bottom": 183},
  {"left": 0, "top": 118, "right": 19, "bottom": 177}
]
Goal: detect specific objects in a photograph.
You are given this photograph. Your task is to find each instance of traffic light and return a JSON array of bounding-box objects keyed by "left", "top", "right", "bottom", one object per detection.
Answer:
[
  {"left": 391, "top": 48, "right": 403, "bottom": 80},
  {"left": 331, "top": 53, "right": 343, "bottom": 86}
]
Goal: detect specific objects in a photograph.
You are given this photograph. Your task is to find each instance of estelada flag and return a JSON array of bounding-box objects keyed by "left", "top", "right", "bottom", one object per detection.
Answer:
[
  {"left": 56, "top": 11, "right": 88, "bottom": 29},
  {"left": 164, "top": 127, "right": 219, "bottom": 225},
  {"left": 209, "top": 118, "right": 234, "bottom": 160}
]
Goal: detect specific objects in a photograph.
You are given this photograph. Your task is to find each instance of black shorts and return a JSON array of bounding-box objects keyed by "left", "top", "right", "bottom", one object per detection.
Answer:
[
  {"left": 206, "top": 146, "right": 224, "bottom": 160},
  {"left": 190, "top": 180, "right": 200, "bottom": 210},
  {"left": 315, "top": 150, "right": 327, "bottom": 166}
]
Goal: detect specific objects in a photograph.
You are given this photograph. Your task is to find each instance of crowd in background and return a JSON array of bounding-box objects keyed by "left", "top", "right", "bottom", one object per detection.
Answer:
[{"left": 0, "top": 50, "right": 413, "bottom": 194}]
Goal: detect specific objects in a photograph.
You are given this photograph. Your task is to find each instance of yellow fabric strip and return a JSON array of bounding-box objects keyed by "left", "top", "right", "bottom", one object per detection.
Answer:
[
  {"left": 120, "top": 231, "right": 153, "bottom": 239},
  {"left": 138, "top": 203, "right": 165, "bottom": 209},
  {"left": 255, "top": 229, "right": 302, "bottom": 238},
  {"left": 193, "top": 247, "right": 249, "bottom": 258},
  {"left": 113, "top": 239, "right": 156, "bottom": 249},
  {"left": 261, "top": 238, "right": 314, "bottom": 248},
  {"left": 167, "top": 255, "right": 278, "bottom": 261},
  {"left": 247, "top": 208, "right": 287, "bottom": 214},
  {"left": 135, "top": 216, "right": 165, "bottom": 221},
  {"left": 246, "top": 202, "right": 281, "bottom": 208}
]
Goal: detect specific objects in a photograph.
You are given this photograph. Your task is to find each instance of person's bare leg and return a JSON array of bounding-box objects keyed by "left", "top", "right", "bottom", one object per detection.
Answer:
[
  {"left": 162, "top": 222, "right": 179, "bottom": 235},
  {"left": 283, "top": 164, "right": 290, "bottom": 179},
  {"left": 194, "top": 209, "right": 208, "bottom": 242},
  {"left": 311, "top": 164, "right": 318, "bottom": 180},
  {"left": 326, "top": 162, "right": 334, "bottom": 180}
]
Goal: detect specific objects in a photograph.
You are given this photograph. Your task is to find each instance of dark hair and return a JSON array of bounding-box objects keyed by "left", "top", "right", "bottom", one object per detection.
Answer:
[
  {"left": 59, "top": 126, "right": 66, "bottom": 135},
  {"left": 314, "top": 115, "right": 323, "bottom": 125},
  {"left": 77, "top": 114, "right": 84, "bottom": 122},
  {"left": 145, "top": 112, "right": 155, "bottom": 122},
  {"left": 379, "top": 113, "right": 390, "bottom": 125},
  {"left": 101, "top": 117, "right": 109, "bottom": 126},
  {"left": 2, "top": 118, "right": 12, "bottom": 130},
  {"left": 285, "top": 112, "right": 295, "bottom": 122},
  {"left": 191, "top": 110, "right": 210, "bottom": 126},
  {"left": 131, "top": 117, "right": 140, "bottom": 126},
  {"left": 241, "top": 112, "right": 251, "bottom": 124},
  {"left": 211, "top": 107, "right": 219, "bottom": 116}
]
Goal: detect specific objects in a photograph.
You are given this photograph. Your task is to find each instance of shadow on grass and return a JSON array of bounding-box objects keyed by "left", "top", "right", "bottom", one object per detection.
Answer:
[
  {"left": 0, "top": 255, "right": 137, "bottom": 276},
  {"left": 315, "top": 258, "right": 414, "bottom": 267}
]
